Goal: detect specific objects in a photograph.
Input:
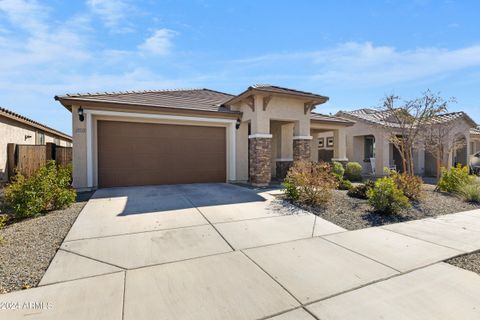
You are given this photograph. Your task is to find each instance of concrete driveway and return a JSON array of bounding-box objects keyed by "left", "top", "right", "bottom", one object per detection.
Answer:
[{"left": 2, "top": 183, "right": 480, "bottom": 319}]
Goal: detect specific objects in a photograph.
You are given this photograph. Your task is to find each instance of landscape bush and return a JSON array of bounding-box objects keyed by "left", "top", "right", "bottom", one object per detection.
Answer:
[
  {"left": 338, "top": 178, "right": 353, "bottom": 190},
  {"left": 283, "top": 160, "right": 337, "bottom": 206},
  {"left": 437, "top": 164, "right": 475, "bottom": 194},
  {"left": 331, "top": 161, "right": 345, "bottom": 180},
  {"left": 282, "top": 180, "right": 300, "bottom": 201},
  {"left": 367, "top": 176, "right": 411, "bottom": 214},
  {"left": 458, "top": 181, "right": 480, "bottom": 203},
  {"left": 344, "top": 162, "right": 363, "bottom": 181},
  {"left": 389, "top": 170, "right": 423, "bottom": 201},
  {"left": 4, "top": 161, "right": 76, "bottom": 219},
  {"left": 347, "top": 180, "right": 375, "bottom": 199}
]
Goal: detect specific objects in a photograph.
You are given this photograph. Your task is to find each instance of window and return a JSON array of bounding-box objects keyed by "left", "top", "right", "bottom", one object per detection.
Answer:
[
  {"left": 327, "top": 137, "right": 334, "bottom": 147},
  {"left": 364, "top": 136, "right": 375, "bottom": 161},
  {"left": 318, "top": 138, "right": 324, "bottom": 148},
  {"left": 36, "top": 131, "right": 45, "bottom": 145},
  {"left": 54, "top": 138, "right": 61, "bottom": 145}
]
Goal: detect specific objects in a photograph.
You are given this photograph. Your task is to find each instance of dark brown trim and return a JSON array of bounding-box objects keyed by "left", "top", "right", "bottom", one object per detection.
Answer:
[{"left": 56, "top": 97, "right": 242, "bottom": 119}]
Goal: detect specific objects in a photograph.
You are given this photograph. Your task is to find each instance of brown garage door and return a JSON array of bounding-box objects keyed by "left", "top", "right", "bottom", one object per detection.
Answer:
[{"left": 97, "top": 120, "right": 226, "bottom": 187}]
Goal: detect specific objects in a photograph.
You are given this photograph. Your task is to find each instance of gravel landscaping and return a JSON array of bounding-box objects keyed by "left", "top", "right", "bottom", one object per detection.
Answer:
[
  {"left": 446, "top": 251, "right": 480, "bottom": 275},
  {"left": 0, "top": 191, "right": 92, "bottom": 294},
  {"left": 291, "top": 184, "right": 480, "bottom": 230}
]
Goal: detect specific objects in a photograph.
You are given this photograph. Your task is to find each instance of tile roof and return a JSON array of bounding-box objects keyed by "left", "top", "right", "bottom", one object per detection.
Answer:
[
  {"left": 0, "top": 106, "right": 71, "bottom": 141},
  {"left": 55, "top": 88, "right": 237, "bottom": 114},
  {"left": 339, "top": 108, "right": 477, "bottom": 128},
  {"left": 310, "top": 112, "right": 354, "bottom": 125},
  {"left": 471, "top": 127, "right": 480, "bottom": 136},
  {"left": 249, "top": 84, "right": 329, "bottom": 100}
]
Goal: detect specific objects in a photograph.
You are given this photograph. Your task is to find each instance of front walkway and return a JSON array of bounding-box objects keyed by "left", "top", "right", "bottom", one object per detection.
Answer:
[{"left": 2, "top": 183, "right": 480, "bottom": 319}]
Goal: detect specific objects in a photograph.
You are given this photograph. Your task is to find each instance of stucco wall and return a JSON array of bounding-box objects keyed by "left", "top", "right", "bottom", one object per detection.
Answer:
[
  {"left": 231, "top": 95, "right": 311, "bottom": 136},
  {"left": 0, "top": 116, "right": 71, "bottom": 181}
]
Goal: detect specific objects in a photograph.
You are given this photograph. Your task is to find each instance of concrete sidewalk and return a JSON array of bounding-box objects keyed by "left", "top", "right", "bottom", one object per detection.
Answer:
[{"left": 2, "top": 183, "right": 480, "bottom": 319}]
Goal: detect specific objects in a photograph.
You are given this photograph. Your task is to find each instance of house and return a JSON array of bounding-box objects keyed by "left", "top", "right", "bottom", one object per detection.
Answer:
[
  {"left": 55, "top": 85, "right": 354, "bottom": 190},
  {"left": 0, "top": 107, "right": 72, "bottom": 182},
  {"left": 337, "top": 108, "right": 477, "bottom": 177},
  {"left": 471, "top": 127, "right": 480, "bottom": 156}
]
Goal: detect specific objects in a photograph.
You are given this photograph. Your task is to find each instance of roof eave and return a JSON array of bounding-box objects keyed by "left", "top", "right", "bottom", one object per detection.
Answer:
[
  {"left": 55, "top": 97, "right": 242, "bottom": 118},
  {"left": 225, "top": 88, "right": 329, "bottom": 106}
]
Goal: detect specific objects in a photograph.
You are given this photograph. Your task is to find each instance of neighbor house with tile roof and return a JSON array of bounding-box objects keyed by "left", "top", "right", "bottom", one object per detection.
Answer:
[
  {"left": 0, "top": 107, "right": 72, "bottom": 181},
  {"left": 337, "top": 108, "right": 478, "bottom": 177},
  {"left": 55, "top": 85, "right": 354, "bottom": 190}
]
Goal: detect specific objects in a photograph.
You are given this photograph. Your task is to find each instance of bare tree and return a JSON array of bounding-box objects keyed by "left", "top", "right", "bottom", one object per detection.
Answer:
[
  {"left": 423, "top": 120, "right": 466, "bottom": 178},
  {"left": 377, "top": 91, "right": 450, "bottom": 175}
]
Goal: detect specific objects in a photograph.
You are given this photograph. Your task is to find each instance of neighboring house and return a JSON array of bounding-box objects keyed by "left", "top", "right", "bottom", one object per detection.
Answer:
[
  {"left": 55, "top": 85, "right": 354, "bottom": 190},
  {"left": 0, "top": 107, "right": 72, "bottom": 182},
  {"left": 337, "top": 108, "right": 477, "bottom": 177},
  {"left": 471, "top": 127, "right": 480, "bottom": 156}
]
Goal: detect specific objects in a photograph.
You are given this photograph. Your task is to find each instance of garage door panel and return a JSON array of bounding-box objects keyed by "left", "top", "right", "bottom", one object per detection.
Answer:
[{"left": 97, "top": 120, "right": 226, "bottom": 187}]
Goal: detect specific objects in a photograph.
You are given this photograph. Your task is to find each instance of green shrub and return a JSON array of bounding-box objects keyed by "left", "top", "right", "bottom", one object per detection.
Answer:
[
  {"left": 347, "top": 180, "right": 375, "bottom": 199},
  {"left": 437, "top": 164, "right": 475, "bottom": 194},
  {"left": 331, "top": 161, "right": 345, "bottom": 180},
  {"left": 367, "top": 177, "right": 411, "bottom": 214},
  {"left": 338, "top": 178, "right": 353, "bottom": 190},
  {"left": 284, "top": 160, "right": 337, "bottom": 206},
  {"left": 0, "top": 214, "right": 7, "bottom": 229},
  {"left": 458, "top": 182, "right": 480, "bottom": 203},
  {"left": 344, "top": 162, "right": 363, "bottom": 181},
  {"left": 282, "top": 180, "right": 299, "bottom": 201},
  {"left": 390, "top": 171, "right": 423, "bottom": 201},
  {"left": 4, "top": 161, "right": 76, "bottom": 219}
]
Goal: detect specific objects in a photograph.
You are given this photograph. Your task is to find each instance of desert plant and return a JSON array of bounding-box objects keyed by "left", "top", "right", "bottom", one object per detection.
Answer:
[
  {"left": 284, "top": 160, "right": 337, "bottom": 206},
  {"left": 437, "top": 164, "right": 475, "bottom": 194},
  {"left": 0, "top": 215, "right": 6, "bottom": 228},
  {"left": 347, "top": 180, "right": 375, "bottom": 199},
  {"left": 389, "top": 171, "right": 423, "bottom": 201},
  {"left": 338, "top": 178, "right": 353, "bottom": 190},
  {"left": 458, "top": 182, "right": 480, "bottom": 203},
  {"left": 367, "top": 177, "right": 411, "bottom": 214},
  {"left": 331, "top": 161, "right": 345, "bottom": 180},
  {"left": 4, "top": 161, "right": 76, "bottom": 219},
  {"left": 344, "top": 162, "right": 363, "bottom": 181},
  {"left": 282, "top": 180, "right": 299, "bottom": 201}
]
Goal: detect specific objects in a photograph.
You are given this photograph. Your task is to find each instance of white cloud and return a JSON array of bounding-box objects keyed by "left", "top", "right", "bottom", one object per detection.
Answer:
[
  {"left": 0, "top": 0, "right": 90, "bottom": 73},
  {"left": 138, "top": 29, "right": 176, "bottom": 56},
  {"left": 234, "top": 42, "right": 480, "bottom": 87},
  {"left": 0, "top": 0, "right": 48, "bottom": 34},
  {"left": 86, "top": 0, "right": 133, "bottom": 32}
]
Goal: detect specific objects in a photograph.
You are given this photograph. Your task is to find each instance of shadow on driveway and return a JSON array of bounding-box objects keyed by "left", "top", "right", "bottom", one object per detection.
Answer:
[{"left": 90, "top": 183, "right": 268, "bottom": 216}]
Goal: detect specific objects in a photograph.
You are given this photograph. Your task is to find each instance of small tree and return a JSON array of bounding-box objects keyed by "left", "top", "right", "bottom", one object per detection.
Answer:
[
  {"left": 377, "top": 91, "right": 450, "bottom": 175},
  {"left": 422, "top": 120, "right": 466, "bottom": 178}
]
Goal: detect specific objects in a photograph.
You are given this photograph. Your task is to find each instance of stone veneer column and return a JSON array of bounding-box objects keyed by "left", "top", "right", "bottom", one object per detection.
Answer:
[
  {"left": 249, "top": 136, "right": 272, "bottom": 186},
  {"left": 293, "top": 137, "right": 312, "bottom": 161}
]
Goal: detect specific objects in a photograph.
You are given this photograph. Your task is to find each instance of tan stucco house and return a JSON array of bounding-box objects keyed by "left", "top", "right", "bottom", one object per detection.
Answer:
[
  {"left": 55, "top": 85, "right": 354, "bottom": 190},
  {"left": 337, "top": 108, "right": 477, "bottom": 177},
  {"left": 0, "top": 107, "right": 72, "bottom": 182},
  {"left": 471, "top": 127, "right": 480, "bottom": 155}
]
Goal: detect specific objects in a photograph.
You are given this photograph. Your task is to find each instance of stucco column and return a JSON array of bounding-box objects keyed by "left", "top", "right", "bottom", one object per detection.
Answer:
[
  {"left": 374, "top": 134, "right": 390, "bottom": 176},
  {"left": 332, "top": 128, "right": 348, "bottom": 161},
  {"left": 415, "top": 142, "right": 425, "bottom": 176},
  {"left": 310, "top": 133, "right": 319, "bottom": 162},
  {"left": 275, "top": 123, "right": 294, "bottom": 179}
]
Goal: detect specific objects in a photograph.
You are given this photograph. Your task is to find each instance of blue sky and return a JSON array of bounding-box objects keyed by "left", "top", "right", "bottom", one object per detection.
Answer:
[{"left": 0, "top": 0, "right": 479, "bottom": 134}]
